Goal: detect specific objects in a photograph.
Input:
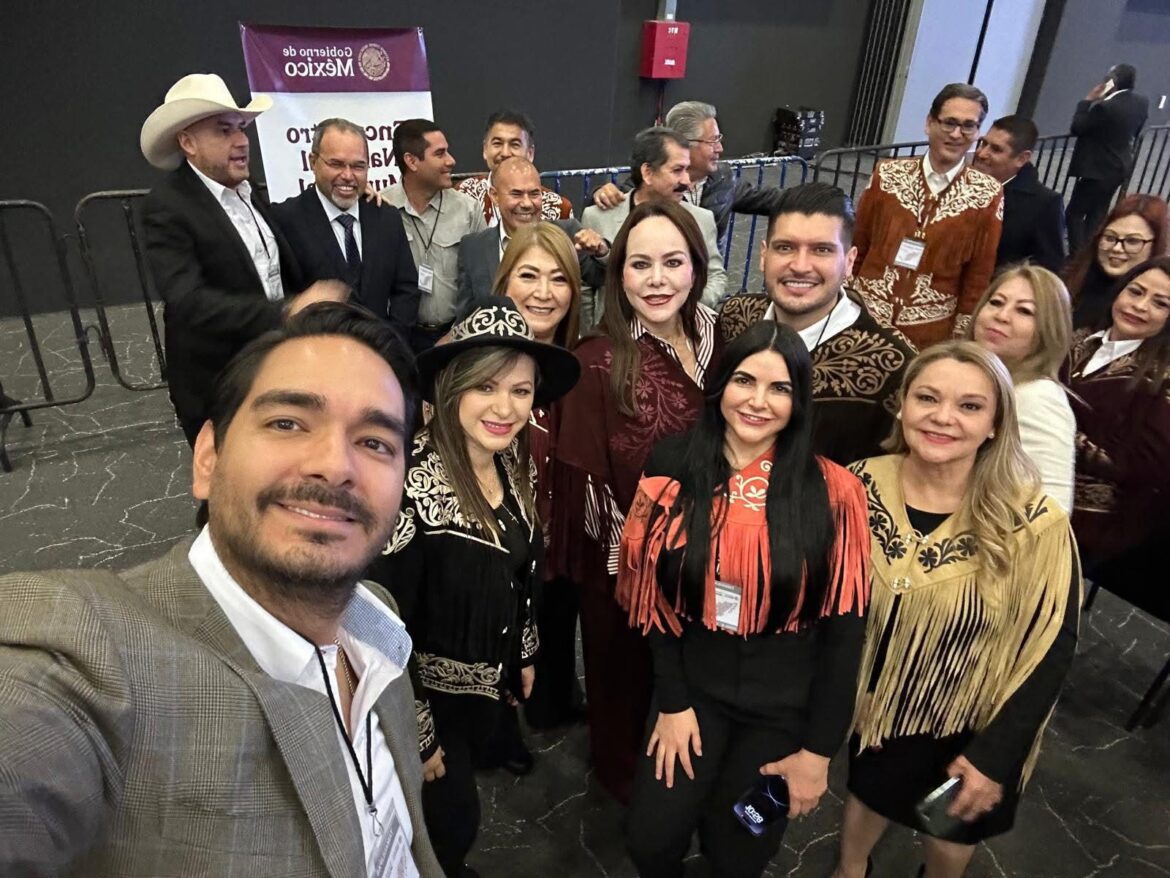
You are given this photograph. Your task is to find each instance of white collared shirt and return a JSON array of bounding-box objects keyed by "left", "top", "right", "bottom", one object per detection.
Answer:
[
  {"left": 686, "top": 178, "right": 706, "bottom": 207},
  {"left": 189, "top": 528, "right": 416, "bottom": 875},
  {"left": 764, "top": 291, "right": 862, "bottom": 351},
  {"left": 922, "top": 153, "right": 964, "bottom": 197},
  {"left": 1081, "top": 329, "right": 1144, "bottom": 375},
  {"left": 316, "top": 188, "right": 363, "bottom": 259},
  {"left": 188, "top": 161, "right": 284, "bottom": 301}
]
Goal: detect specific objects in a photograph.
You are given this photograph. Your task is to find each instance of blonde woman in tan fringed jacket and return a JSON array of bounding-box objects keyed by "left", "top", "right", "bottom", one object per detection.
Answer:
[{"left": 830, "top": 342, "right": 1081, "bottom": 878}]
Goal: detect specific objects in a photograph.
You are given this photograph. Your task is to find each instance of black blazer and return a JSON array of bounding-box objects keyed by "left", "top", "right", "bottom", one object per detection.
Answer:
[
  {"left": 456, "top": 218, "right": 606, "bottom": 317},
  {"left": 997, "top": 162, "right": 1066, "bottom": 273},
  {"left": 142, "top": 162, "right": 303, "bottom": 430},
  {"left": 1069, "top": 90, "right": 1149, "bottom": 182},
  {"left": 270, "top": 186, "right": 420, "bottom": 336}
]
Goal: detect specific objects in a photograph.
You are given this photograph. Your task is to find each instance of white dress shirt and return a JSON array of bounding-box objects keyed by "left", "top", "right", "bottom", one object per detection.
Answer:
[
  {"left": 317, "top": 188, "right": 364, "bottom": 259},
  {"left": 763, "top": 291, "right": 862, "bottom": 351},
  {"left": 1082, "top": 329, "right": 1143, "bottom": 375},
  {"left": 922, "top": 153, "right": 965, "bottom": 197},
  {"left": 189, "top": 528, "right": 417, "bottom": 876},
  {"left": 1015, "top": 378, "right": 1076, "bottom": 513},
  {"left": 188, "top": 161, "right": 284, "bottom": 301}
]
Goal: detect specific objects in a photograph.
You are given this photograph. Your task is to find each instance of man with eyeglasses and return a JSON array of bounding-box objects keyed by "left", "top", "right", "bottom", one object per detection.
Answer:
[
  {"left": 973, "top": 115, "right": 1066, "bottom": 273},
  {"left": 272, "top": 118, "right": 421, "bottom": 341},
  {"left": 591, "top": 101, "right": 785, "bottom": 246},
  {"left": 1065, "top": 64, "right": 1149, "bottom": 256},
  {"left": 851, "top": 83, "right": 1003, "bottom": 350}
]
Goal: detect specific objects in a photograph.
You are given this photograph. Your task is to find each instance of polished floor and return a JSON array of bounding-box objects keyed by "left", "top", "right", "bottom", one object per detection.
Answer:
[{"left": 2, "top": 304, "right": 1168, "bottom": 877}]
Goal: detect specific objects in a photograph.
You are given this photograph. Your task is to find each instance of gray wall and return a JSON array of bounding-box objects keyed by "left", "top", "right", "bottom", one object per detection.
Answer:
[{"left": 1029, "top": 0, "right": 1170, "bottom": 136}]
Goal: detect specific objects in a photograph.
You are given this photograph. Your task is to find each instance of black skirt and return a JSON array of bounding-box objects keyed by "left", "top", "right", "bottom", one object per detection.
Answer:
[{"left": 847, "top": 731, "right": 1021, "bottom": 843}]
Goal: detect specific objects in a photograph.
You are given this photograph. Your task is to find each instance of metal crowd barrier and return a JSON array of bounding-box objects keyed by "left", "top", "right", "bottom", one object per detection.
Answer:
[
  {"left": 812, "top": 126, "right": 1170, "bottom": 204},
  {"left": 74, "top": 189, "right": 167, "bottom": 391},
  {"left": 0, "top": 201, "right": 97, "bottom": 472}
]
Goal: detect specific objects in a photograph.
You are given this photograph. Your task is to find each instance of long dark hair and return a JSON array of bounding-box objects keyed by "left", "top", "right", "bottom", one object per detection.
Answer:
[
  {"left": 1100, "top": 255, "right": 1170, "bottom": 393},
  {"left": 661, "top": 321, "right": 834, "bottom": 629},
  {"left": 592, "top": 199, "right": 709, "bottom": 417}
]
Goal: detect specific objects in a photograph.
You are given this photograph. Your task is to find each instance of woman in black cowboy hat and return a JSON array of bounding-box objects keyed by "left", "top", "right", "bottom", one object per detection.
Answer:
[{"left": 366, "top": 298, "right": 579, "bottom": 878}]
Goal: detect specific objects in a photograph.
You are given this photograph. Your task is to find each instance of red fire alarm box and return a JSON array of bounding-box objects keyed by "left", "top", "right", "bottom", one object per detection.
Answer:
[{"left": 640, "top": 20, "right": 690, "bottom": 79}]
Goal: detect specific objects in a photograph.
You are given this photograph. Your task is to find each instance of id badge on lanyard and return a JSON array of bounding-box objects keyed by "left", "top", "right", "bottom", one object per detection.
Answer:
[
  {"left": 370, "top": 806, "right": 420, "bottom": 878},
  {"left": 714, "top": 580, "right": 743, "bottom": 632},
  {"left": 417, "top": 264, "right": 434, "bottom": 294},
  {"left": 893, "top": 237, "right": 926, "bottom": 271}
]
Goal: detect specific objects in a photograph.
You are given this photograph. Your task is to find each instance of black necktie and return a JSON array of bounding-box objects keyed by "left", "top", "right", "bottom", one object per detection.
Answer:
[{"left": 335, "top": 214, "right": 362, "bottom": 289}]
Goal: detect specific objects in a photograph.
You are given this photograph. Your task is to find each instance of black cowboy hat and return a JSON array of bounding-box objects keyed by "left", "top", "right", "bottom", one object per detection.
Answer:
[{"left": 415, "top": 297, "right": 581, "bottom": 405}]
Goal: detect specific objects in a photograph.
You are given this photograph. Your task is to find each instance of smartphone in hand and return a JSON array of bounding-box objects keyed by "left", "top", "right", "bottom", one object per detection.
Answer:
[
  {"left": 733, "top": 775, "right": 790, "bottom": 837},
  {"left": 915, "top": 775, "right": 964, "bottom": 837}
]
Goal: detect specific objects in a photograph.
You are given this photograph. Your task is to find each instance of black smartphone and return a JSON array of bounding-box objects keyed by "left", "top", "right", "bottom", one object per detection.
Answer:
[
  {"left": 915, "top": 775, "right": 965, "bottom": 837},
  {"left": 733, "top": 775, "right": 789, "bottom": 836}
]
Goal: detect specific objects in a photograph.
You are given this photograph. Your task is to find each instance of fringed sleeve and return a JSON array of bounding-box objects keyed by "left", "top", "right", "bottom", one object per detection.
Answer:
[
  {"left": 615, "top": 476, "right": 685, "bottom": 636},
  {"left": 817, "top": 459, "right": 873, "bottom": 619}
]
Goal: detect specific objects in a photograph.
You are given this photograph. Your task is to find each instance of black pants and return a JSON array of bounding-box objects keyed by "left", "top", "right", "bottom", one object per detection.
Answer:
[
  {"left": 421, "top": 690, "right": 505, "bottom": 876},
  {"left": 526, "top": 576, "right": 584, "bottom": 727},
  {"left": 625, "top": 694, "right": 800, "bottom": 878},
  {"left": 1066, "top": 176, "right": 1120, "bottom": 257}
]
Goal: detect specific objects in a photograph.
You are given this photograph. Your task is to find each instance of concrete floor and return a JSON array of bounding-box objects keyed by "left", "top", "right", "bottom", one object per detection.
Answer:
[{"left": 2, "top": 304, "right": 1168, "bottom": 877}]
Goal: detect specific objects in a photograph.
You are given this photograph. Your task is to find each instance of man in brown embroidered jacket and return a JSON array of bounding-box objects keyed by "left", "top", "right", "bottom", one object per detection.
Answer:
[
  {"left": 719, "top": 182, "right": 914, "bottom": 465},
  {"left": 852, "top": 83, "right": 1004, "bottom": 350}
]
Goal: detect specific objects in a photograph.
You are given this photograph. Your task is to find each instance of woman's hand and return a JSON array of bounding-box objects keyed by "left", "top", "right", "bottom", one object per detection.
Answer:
[
  {"left": 422, "top": 746, "right": 446, "bottom": 782},
  {"left": 647, "top": 708, "right": 703, "bottom": 789},
  {"left": 520, "top": 665, "right": 536, "bottom": 700},
  {"left": 759, "top": 749, "right": 830, "bottom": 817},
  {"left": 946, "top": 754, "right": 1003, "bottom": 821}
]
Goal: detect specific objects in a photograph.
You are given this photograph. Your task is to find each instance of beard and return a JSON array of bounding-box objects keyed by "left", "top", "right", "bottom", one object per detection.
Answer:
[{"left": 211, "top": 479, "right": 393, "bottom": 618}]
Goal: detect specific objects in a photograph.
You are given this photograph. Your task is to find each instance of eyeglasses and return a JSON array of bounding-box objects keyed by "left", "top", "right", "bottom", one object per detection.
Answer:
[
  {"left": 321, "top": 158, "right": 369, "bottom": 173},
  {"left": 933, "top": 117, "right": 980, "bottom": 136},
  {"left": 690, "top": 134, "right": 723, "bottom": 146},
  {"left": 1099, "top": 231, "right": 1155, "bottom": 254}
]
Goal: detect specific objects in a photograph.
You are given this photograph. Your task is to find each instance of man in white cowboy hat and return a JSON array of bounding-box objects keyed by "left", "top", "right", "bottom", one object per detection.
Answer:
[{"left": 140, "top": 72, "right": 347, "bottom": 446}]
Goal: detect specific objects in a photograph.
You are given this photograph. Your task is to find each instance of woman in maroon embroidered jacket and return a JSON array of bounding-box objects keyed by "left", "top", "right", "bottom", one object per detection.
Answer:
[
  {"left": 1063, "top": 256, "right": 1170, "bottom": 600},
  {"left": 551, "top": 199, "right": 724, "bottom": 803},
  {"left": 617, "top": 321, "right": 870, "bottom": 877}
]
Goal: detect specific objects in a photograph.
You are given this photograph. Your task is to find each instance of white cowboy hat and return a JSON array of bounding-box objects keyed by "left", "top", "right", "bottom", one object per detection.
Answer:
[{"left": 139, "top": 73, "right": 273, "bottom": 170}]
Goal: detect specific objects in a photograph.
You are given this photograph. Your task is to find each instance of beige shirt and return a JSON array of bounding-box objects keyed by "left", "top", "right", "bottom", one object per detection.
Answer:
[{"left": 385, "top": 184, "right": 485, "bottom": 324}]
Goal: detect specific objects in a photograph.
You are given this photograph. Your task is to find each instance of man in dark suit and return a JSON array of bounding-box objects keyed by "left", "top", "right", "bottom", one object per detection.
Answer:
[
  {"left": 458, "top": 157, "right": 608, "bottom": 309},
  {"left": 1066, "top": 63, "right": 1149, "bottom": 255},
  {"left": 271, "top": 118, "right": 420, "bottom": 339},
  {"left": 974, "top": 115, "right": 1066, "bottom": 273},
  {"left": 0, "top": 303, "right": 443, "bottom": 877},
  {"left": 591, "top": 100, "right": 786, "bottom": 245},
  {"left": 140, "top": 73, "right": 346, "bottom": 446}
]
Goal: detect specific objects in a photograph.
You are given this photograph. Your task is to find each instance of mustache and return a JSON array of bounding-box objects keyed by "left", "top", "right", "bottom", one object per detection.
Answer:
[
  {"left": 257, "top": 481, "right": 376, "bottom": 531},
  {"left": 673, "top": 183, "right": 689, "bottom": 193}
]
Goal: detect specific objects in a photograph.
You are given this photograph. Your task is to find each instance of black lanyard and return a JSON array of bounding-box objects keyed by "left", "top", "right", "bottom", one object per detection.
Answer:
[
  {"left": 310, "top": 641, "right": 382, "bottom": 836},
  {"left": 408, "top": 190, "right": 444, "bottom": 259}
]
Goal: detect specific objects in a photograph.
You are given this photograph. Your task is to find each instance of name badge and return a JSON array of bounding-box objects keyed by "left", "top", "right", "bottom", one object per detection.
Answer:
[
  {"left": 417, "top": 264, "right": 434, "bottom": 294},
  {"left": 714, "top": 580, "right": 742, "bottom": 632},
  {"left": 265, "top": 259, "right": 285, "bottom": 302},
  {"left": 371, "top": 806, "right": 420, "bottom": 878},
  {"left": 893, "top": 237, "right": 926, "bottom": 271}
]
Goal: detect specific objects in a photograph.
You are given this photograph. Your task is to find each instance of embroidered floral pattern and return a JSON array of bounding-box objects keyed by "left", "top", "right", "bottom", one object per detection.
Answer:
[
  {"left": 383, "top": 507, "right": 416, "bottom": 555},
  {"left": 851, "top": 466, "right": 907, "bottom": 562},
  {"left": 606, "top": 345, "right": 700, "bottom": 458},
  {"left": 417, "top": 652, "right": 502, "bottom": 699},
  {"left": 917, "top": 533, "right": 978, "bottom": 571},
  {"left": 815, "top": 330, "right": 907, "bottom": 398},
  {"left": 729, "top": 459, "right": 772, "bottom": 511},
  {"left": 415, "top": 698, "right": 436, "bottom": 753}
]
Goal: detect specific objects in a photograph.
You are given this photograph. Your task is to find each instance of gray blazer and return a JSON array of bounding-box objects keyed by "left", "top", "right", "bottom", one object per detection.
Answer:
[
  {"left": 0, "top": 540, "right": 444, "bottom": 878},
  {"left": 456, "top": 218, "right": 607, "bottom": 316},
  {"left": 580, "top": 196, "right": 728, "bottom": 307}
]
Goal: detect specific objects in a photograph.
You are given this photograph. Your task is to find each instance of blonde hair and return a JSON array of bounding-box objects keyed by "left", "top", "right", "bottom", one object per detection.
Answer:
[
  {"left": 884, "top": 341, "right": 1041, "bottom": 579},
  {"left": 429, "top": 346, "right": 537, "bottom": 540},
  {"left": 491, "top": 222, "right": 582, "bottom": 348},
  {"left": 964, "top": 263, "right": 1072, "bottom": 383}
]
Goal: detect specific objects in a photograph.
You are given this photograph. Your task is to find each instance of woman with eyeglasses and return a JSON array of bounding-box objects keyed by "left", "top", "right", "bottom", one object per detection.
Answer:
[
  {"left": 1064, "top": 193, "right": 1168, "bottom": 329},
  {"left": 1062, "top": 255, "right": 1170, "bottom": 591}
]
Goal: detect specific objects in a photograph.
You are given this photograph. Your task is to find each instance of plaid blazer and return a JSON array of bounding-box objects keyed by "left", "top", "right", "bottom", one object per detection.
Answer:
[{"left": 0, "top": 539, "right": 444, "bottom": 878}]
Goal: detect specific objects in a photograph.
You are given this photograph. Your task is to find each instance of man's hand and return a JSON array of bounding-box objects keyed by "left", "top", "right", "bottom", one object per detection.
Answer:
[
  {"left": 520, "top": 665, "right": 535, "bottom": 700},
  {"left": 759, "top": 749, "right": 830, "bottom": 818},
  {"left": 647, "top": 708, "right": 702, "bottom": 789},
  {"left": 946, "top": 754, "right": 1003, "bottom": 822},
  {"left": 363, "top": 184, "right": 385, "bottom": 206},
  {"left": 1086, "top": 82, "right": 1109, "bottom": 101},
  {"left": 592, "top": 183, "right": 627, "bottom": 210},
  {"left": 422, "top": 746, "right": 446, "bottom": 782},
  {"left": 573, "top": 228, "right": 610, "bottom": 258},
  {"left": 285, "top": 279, "right": 350, "bottom": 318}
]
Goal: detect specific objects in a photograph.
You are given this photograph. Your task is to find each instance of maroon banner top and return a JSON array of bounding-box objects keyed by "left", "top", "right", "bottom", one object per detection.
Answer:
[{"left": 240, "top": 23, "right": 430, "bottom": 93}]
